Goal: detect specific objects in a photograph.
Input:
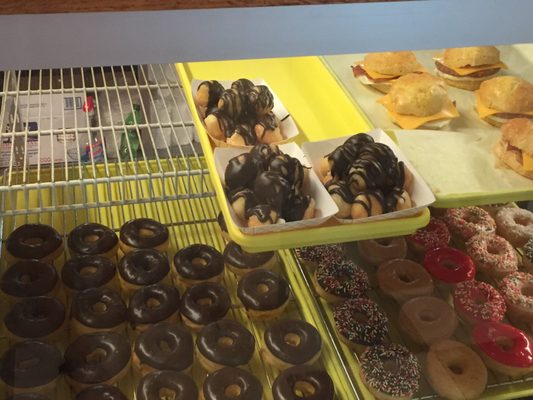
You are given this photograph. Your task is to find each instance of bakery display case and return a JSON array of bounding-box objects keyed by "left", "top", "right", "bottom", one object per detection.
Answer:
[{"left": 0, "top": 1, "right": 533, "bottom": 400}]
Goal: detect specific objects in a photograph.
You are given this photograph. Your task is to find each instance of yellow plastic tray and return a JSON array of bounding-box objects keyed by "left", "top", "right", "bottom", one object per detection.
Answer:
[{"left": 176, "top": 58, "right": 430, "bottom": 252}]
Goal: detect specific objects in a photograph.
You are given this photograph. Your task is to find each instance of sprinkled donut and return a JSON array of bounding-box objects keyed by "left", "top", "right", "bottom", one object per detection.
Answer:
[
  {"left": 524, "top": 237, "right": 533, "bottom": 273},
  {"left": 444, "top": 206, "right": 496, "bottom": 241},
  {"left": 466, "top": 233, "right": 518, "bottom": 278},
  {"left": 313, "top": 260, "right": 369, "bottom": 303},
  {"left": 407, "top": 217, "right": 450, "bottom": 254},
  {"left": 495, "top": 207, "right": 533, "bottom": 247},
  {"left": 294, "top": 244, "right": 344, "bottom": 268},
  {"left": 360, "top": 343, "right": 420, "bottom": 400},
  {"left": 500, "top": 272, "right": 533, "bottom": 331},
  {"left": 453, "top": 280, "right": 506, "bottom": 324}
]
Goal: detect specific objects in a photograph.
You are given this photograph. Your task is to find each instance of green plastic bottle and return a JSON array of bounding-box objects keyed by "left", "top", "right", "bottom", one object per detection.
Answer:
[{"left": 119, "top": 104, "right": 142, "bottom": 161}]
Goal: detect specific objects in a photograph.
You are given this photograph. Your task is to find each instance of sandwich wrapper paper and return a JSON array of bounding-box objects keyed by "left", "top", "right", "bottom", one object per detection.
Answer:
[
  {"left": 302, "top": 129, "right": 436, "bottom": 224},
  {"left": 214, "top": 142, "right": 338, "bottom": 235},
  {"left": 191, "top": 79, "right": 299, "bottom": 148}
]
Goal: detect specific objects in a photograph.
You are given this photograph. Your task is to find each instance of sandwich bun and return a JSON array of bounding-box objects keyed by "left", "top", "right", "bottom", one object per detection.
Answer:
[
  {"left": 479, "top": 76, "right": 533, "bottom": 113},
  {"left": 364, "top": 51, "right": 421, "bottom": 76},
  {"left": 443, "top": 46, "right": 500, "bottom": 68},
  {"left": 494, "top": 118, "right": 533, "bottom": 179},
  {"left": 389, "top": 73, "right": 448, "bottom": 117}
]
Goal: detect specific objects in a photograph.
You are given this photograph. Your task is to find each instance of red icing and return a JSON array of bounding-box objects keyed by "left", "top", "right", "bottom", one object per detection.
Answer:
[
  {"left": 423, "top": 247, "right": 475, "bottom": 284},
  {"left": 472, "top": 322, "right": 533, "bottom": 368},
  {"left": 408, "top": 217, "right": 451, "bottom": 251}
]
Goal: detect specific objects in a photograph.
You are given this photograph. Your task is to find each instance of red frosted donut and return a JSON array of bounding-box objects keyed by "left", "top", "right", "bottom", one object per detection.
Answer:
[
  {"left": 407, "top": 217, "right": 450, "bottom": 254},
  {"left": 444, "top": 207, "right": 496, "bottom": 241},
  {"left": 453, "top": 280, "right": 506, "bottom": 324},
  {"left": 466, "top": 233, "right": 518, "bottom": 279},
  {"left": 499, "top": 272, "right": 533, "bottom": 331},
  {"left": 472, "top": 321, "right": 533, "bottom": 378},
  {"left": 423, "top": 247, "right": 475, "bottom": 285}
]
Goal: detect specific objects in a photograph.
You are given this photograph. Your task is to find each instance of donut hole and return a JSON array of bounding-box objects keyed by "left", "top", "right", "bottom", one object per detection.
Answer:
[
  {"left": 418, "top": 310, "right": 437, "bottom": 322},
  {"left": 23, "top": 237, "right": 44, "bottom": 246},
  {"left": 376, "top": 239, "right": 392, "bottom": 246},
  {"left": 441, "top": 260, "right": 460, "bottom": 271},
  {"left": 79, "top": 265, "right": 98, "bottom": 277},
  {"left": 158, "top": 387, "right": 176, "bottom": 400},
  {"left": 158, "top": 340, "right": 174, "bottom": 353},
  {"left": 86, "top": 348, "right": 107, "bottom": 365},
  {"left": 83, "top": 234, "right": 101, "bottom": 243},
  {"left": 197, "top": 297, "right": 214, "bottom": 307},
  {"left": 495, "top": 336, "right": 514, "bottom": 352},
  {"left": 18, "top": 273, "right": 33, "bottom": 284},
  {"left": 284, "top": 332, "right": 302, "bottom": 347},
  {"left": 257, "top": 283, "right": 270, "bottom": 294},
  {"left": 521, "top": 284, "right": 533, "bottom": 298},
  {"left": 353, "top": 312, "right": 369, "bottom": 324},
  {"left": 397, "top": 272, "right": 415, "bottom": 283},
  {"left": 146, "top": 297, "right": 162, "bottom": 309},
  {"left": 218, "top": 336, "right": 235, "bottom": 347},
  {"left": 487, "top": 243, "right": 505, "bottom": 255},
  {"left": 473, "top": 295, "right": 486, "bottom": 305},
  {"left": 92, "top": 301, "right": 108, "bottom": 313},
  {"left": 293, "top": 380, "right": 316, "bottom": 397},
  {"left": 383, "top": 358, "right": 401, "bottom": 375},
  {"left": 514, "top": 216, "right": 531, "bottom": 226},
  {"left": 224, "top": 384, "right": 242, "bottom": 398},
  {"left": 17, "top": 357, "right": 40, "bottom": 369},
  {"left": 192, "top": 257, "right": 208, "bottom": 267},
  {"left": 464, "top": 214, "right": 482, "bottom": 224},
  {"left": 448, "top": 363, "right": 463, "bottom": 375},
  {"left": 139, "top": 228, "right": 156, "bottom": 238}
]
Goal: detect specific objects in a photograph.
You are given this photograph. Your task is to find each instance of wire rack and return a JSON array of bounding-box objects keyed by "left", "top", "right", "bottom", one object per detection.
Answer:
[{"left": 0, "top": 64, "right": 213, "bottom": 216}]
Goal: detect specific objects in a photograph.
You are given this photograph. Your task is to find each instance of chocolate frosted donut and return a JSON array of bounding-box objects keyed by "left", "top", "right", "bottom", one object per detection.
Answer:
[
  {"left": 4, "top": 296, "right": 65, "bottom": 341},
  {"left": 136, "top": 370, "right": 198, "bottom": 400},
  {"left": 0, "top": 340, "right": 62, "bottom": 390},
  {"left": 203, "top": 367, "right": 263, "bottom": 400},
  {"left": 68, "top": 223, "right": 119, "bottom": 257},
  {"left": 134, "top": 322, "right": 193, "bottom": 373},
  {"left": 272, "top": 365, "right": 334, "bottom": 400},
  {"left": 119, "top": 218, "right": 169, "bottom": 252},
  {"left": 72, "top": 287, "right": 127, "bottom": 334},
  {"left": 62, "top": 255, "right": 116, "bottom": 292},
  {"left": 174, "top": 244, "right": 224, "bottom": 285},
  {"left": 64, "top": 332, "right": 131, "bottom": 388},
  {"left": 129, "top": 284, "right": 180, "bottom": 330},
  {"left": 223, "top": 241, "right": 276, "bottom": 276},
  {"left": 1, "top": 260, "right": 58, "bottom": 299},
  {"left": 197, "top": 320, "right": 255, "bottom": 372},
  {"left": 180, "top": 282, "right": 230, "bottom": 331},
  {"left": 237, "top": 269, "right": 290, "bottom": 318},
  {"left": 76, "top": 385, "right": 128, "bottom": 400},
  {"left": 5, "top": 224, "right": 63, "bottom": 263},
  {"left": 8, "top": 395, "right": 50, "bottom": 400},
  {"left": 118, "top": 249, "right": 169, "bottom": 289}
]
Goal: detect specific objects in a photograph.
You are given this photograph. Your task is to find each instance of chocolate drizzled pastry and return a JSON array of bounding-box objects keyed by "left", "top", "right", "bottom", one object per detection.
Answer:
[
  {"left": 196, "top": 80, "right": 225, "bottom": 109},
  {"left": 269, "top": 153, "right": 306, "bottom": 191},
  {"left": 254, "top": 171, "right": 291, "bottom": 212},
  {"left": 255, "top": 85, "right": 275, "bottom": 115},
  {"left": 325, "top": 180, "right": 354, "bottom": 203},
  {"left": 224, "top": 153, "right": 258, "bottom": 191},
  {"left": 229, "top": 189, "right": 257, "bottom": 221},
  {"left": 250, "top": 143, "right": 282, "bottom": 170},
  {"left": 246, "top": 204, "right": 278, "bottom": 225},
  {"left": 231, "top": 78, "right": 255, "bottom": 94},
  {"left": 218, "top": 88, "right": 243, "bottom": 120},
  {"left": 227, "top": 123, "right": 257, "bottom": 145},
  {"left": 284, "top": 195, "right": 313, "bottom": 222}
]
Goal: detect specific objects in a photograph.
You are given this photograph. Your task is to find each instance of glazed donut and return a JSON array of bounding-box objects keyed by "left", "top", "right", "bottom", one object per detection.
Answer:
[
  {"left": 174, "top": 244, "right": 225, "bottom": 287},
  {"left": 472, "top": 321, "right": 533, "bottom": 378},
  {"left": 5, "top": 224, "right": 63, "bottom": 264},
  {"left": 357, "top": 237, "right": 407, "bottom": 266},
  {"left": 453, "top": 280, "right": 506, "bottom": 325},
  {"left": 426, "top": 340, "right": 487, "bottom": 400},
  {"left": 118, "top": 249, "right": 170, "bottom": 296},
  {"left": 67, "top": 222, "right": 119, "bottom": 258},
  {"left": 376, "top": 259, "right": 434, "bottom": 303},
  {"left": 224, "top": 241, "right": 277, "bottom": 276},
  {"left": 262, "top": 319, "right": 322, "bottom": 370},
  {"left": 133, "top": 322, "right": 193, "bottom": 376},
  {"left": 217, "top": 212, "right": 230, "bottom": 242},
  {"left": 406, "top": 217, "right": 450, "bottom": 255},
  {"left": 294, "top": 244, "right": 344, "bottom": 269},
  {"left": 466, "top": 233, "right": 517, "bottom": 278},
  {"left": 500, "top": 272, "right": 533, "bottom": 331},
  {"left": 64, "top": 331, "right": 131, "bottom": 392},
  {"left": 180, "top": 282, "right": 231, "bottom": 332},
  {"left": 1, "top": 260, "right": 59, "bottom": 302},
  {"left": 236, "top": 269, "right": 290, "bottom": 319},
  {"left": 359, "top": 343, "right": 420, "bottom": 400},
  {"left": 137, "top": 370, "right": 198, "bottom": 400},
  {"left": 313, "top": 259, "right": 369, "bottom": 303},
  {"left": 4, "top": 296, "right": 66, "bottom": 343},
  {"left": 423, "top": 247, "right": 476, "bottom": 286},
  {"left": 272, "top": 365, "right": 335, "bottom": 400},
  {"left": 71, "top": 287, "right": 128, "bottom": 336},
  {"left": 76, "top": 385, "right": 128, "bottom": 400},
  {"left": 0, "top": 340, "right": 62, "bottom": 395},
  {"left": 196, "top": 319, "right": 255, "bottom": 373},
  {"left": 524, "top": 237, "right": 533, "bottom": 273},
  {"left": 399, "top": 296, "right": 458, "bottom": 346},
  {"left": 495, "top": 207, "right": 533, "bottom": 247},
  {"left": 62, "top": 255, "right": 118, "bottom": 294},
  {"left": 119, "top": 218, "right": 169, "bottom": 254},
  {"left": 444, "top": 206, "right": 496, "bottom": 242},
  {"left": 129, "top": 283, "right": 180, "bottom": 332},
  {"left": 202, "top": 367, "right": 263, "bottom": 400}
]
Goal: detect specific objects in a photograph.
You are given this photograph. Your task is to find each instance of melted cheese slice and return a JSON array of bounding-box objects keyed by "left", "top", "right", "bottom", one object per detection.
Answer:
[
  {"left": 474, "top": 91, "right": 533, "bottom": 118},
  {"left": 434, "top": 56, "right": 507, "bottom": 76},
  {"left": 353, "top": 61, "right": 426, "bottom": 80},
  {"left": 379, "top": 95, "right": 459, "bottom": 130},
  {"left": 523, "top": 153, "right": 533, "bottom": 171}
]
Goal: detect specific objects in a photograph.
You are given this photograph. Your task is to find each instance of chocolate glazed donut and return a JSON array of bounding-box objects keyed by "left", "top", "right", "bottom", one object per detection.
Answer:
[
  {"left": 118, "top": 249, "right": 170, "bottom": 286},
  {"left": 223, "top": 241, "right": 275, "bottom": 275},
  {"left": 119, "top": 218, "right": 169, "bottom": 252},
  {"left": 272, "top": 365, "right": 335, "bottom": 400},
  {"left": 68, "top": 223, "right": 118, "bottom": 257},
  {"left": 203, "top": 367, "right": 263, "bottom": 400},
  {"left": 136, "top": 370, "right": 198, "bottom": 400},
  {"left": 174, "top": 244, "right": 225, "bottom": 285},
  {"left": 1, "top": 260, "right": 58, "bottom": 299},
  {"left": 76, "top": 385, "right": 128, "bottom": 400},
  {"left": 180, "top": 282, "right": 230, "bottom": 331},
  {"left": 5, "top": 224, "right": 63, "bottom": 262},
  {"left": 62, "top": 255, "right": 116, "bottom": 292},
  {"left": 129, "top": 284, "right": 180, "bottom": 330},
  {"left": 237, "top": 269, "right": 290, "bottom": 318}
]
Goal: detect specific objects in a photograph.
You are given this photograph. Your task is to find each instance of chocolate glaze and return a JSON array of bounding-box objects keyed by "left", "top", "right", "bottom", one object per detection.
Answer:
[
  {"left": 8, "top": 395, "right": 50, "bottom": 400},
  {"left": 250, "top": 144, "right": 281, "bottom": 170},
  {"left": 353, "top": 190, "right": 385, "bottom": 217},
  {"left": 129, "top": 284, "right": 180, "bottom": 327},
  {"left": 136, "top": 370, "right": 198, "bottom": 400},
  {"left": 348, "top": 158, "right": 387, "bottom": 193},
  {"left": 343, "top": 133, "right": 375, "bottom": 157},
  {"left": 269, "top": 154, "right": 305, "bottom": 191},
  {"left": 223, "top": 241, "right": 274, "bottom": 270},
  {"left": 203, "top": 367, "right": 263, "bottom": 400},
  {"left": 229, "top": 189, "right": 257, "bottom": 216},
  {"left": 327, "top": 146, "right": 352, "bottom": 178},
  {"left": 174, "top": 244, "right": 224, "bottom": 281},
  {"left": 76, "top": 385, "right": 128, "bottom": 400},
  {"left": 228, "top": 123, "right": 256, "bottom": 145},
  {"left": 197, "top": 320, "right": 255, "bottom": 367},
  {"left": 62, "top": 255, "right": 116, "bottom": 291},
  {"left": 385, "top": 186, "right": 409, "bottom": 212},
  {"left": 208, "top": 109, "right": 235, "bottom": 137},
  {"left": 284, "top": 195, "right": 311, "bottom": 222},
  {"left": 218, "top": 88, "right": 243, "bottom": 120},
  {"left": 72, "top": 287, "right": 127, "bottom": 329},
  {"left": 255, "top": 85, "right": 274, "bottom": 115},
  {"left": 237, "top": 269, "right": 290, "bottom": 311},
  {"left": 200, "top": 80, "right": 225, "bottom": 109},
  {"left": 255, "top": 112, "right": 279, "bottom": 140},
  {"left": 118, "top": 249, "right": 169, "bottom": 286},
  {"left": 231, "top": 78, "right": 255, "bottom": 95},
  {"left": 180, "top": 282, "right": 230, "bottom": 326},
  {"left": 1, "top": 260, "right": 58, "bottom": 298},
  {"left": 6, "top": 224, "right": 62, "bottom": 260},
  {"left": 225, "top": 153, "right": 258, "bottom": 192},
  {"left": 0, "top": 340, "right": 62, "bottom": 388},
  {"left": 254, "top": 171, "right": 291, "bottom": 212},
  {"left": 272, "top": 365, "right": 335, "bottom": 400},
  {"left": 264, "top": 319, "right": 322, "bottom": 365},
  {"left": 65, "top": 332, "right": 131, "bottom": 385},
  {"left": 134, "top": 322, "right": 193, "bottom": 372},
  {"left": 245, "top": 204, "right": 277, "bottom": 224},
  {"left": 325, "top": 180, "right": 354, "bottom": 203},
  {"left": 4, "top": 296, "right": 65, "bottom": 338},
  {"left": 68, "top": 223, "right": 118, "bottom": 256},
  {"left": 120, "top": 218, "right": 169, "bottom": 249},
  {"left": 217, "top": 212, "right": 228, "bottom": 234}
]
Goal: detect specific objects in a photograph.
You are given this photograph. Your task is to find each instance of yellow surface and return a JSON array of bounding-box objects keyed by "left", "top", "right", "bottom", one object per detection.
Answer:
[{"left": 177, "top": 57, "right": 430, "bottom": 252}]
